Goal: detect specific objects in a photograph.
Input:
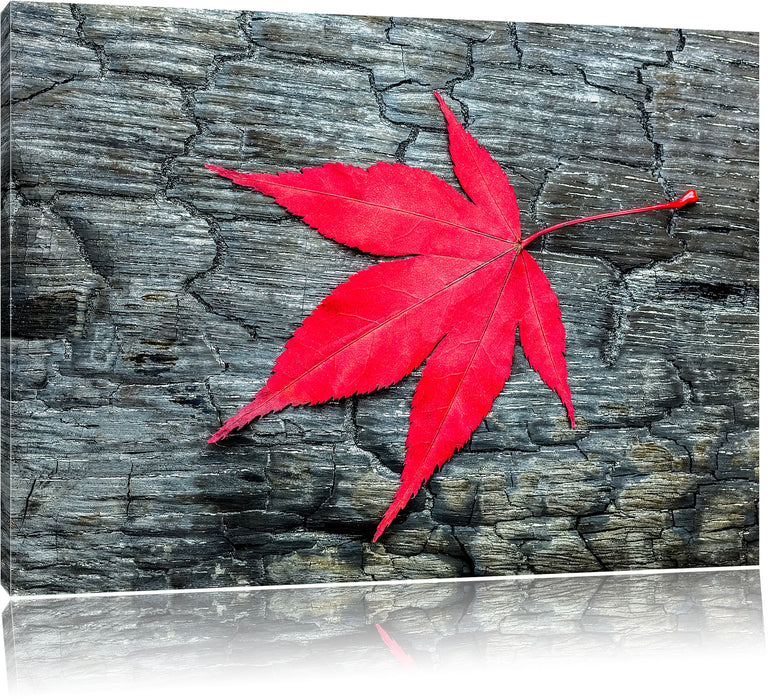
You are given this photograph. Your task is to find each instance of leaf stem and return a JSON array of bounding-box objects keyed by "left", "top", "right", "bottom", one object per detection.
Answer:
[{"left": 521, "top": 189, "right": 698, "bottom": 248}]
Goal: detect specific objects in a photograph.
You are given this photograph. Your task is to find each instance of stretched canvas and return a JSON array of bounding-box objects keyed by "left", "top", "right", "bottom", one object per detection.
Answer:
[{"left": 0, "top": 1, "right": 758, "bottom": 594}]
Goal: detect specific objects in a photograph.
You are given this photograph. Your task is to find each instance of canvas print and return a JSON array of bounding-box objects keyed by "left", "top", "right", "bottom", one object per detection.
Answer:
[{"left": 0, "top": 1, "right": 758, "bottom": 594}]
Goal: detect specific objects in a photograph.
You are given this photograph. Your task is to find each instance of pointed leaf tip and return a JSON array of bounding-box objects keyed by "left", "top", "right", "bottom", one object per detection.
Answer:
[
  {"left": 433, "top": 90, "right": 455, "bottom": 121},
  {"left": 208, "top": 425, "right": 231, "bottom": 443},
  {"left": 206, "top": 164, "right": 249, "bottom": 184},
  {"left": 433, "top": 89, "right": 522, "bottom": 241}
]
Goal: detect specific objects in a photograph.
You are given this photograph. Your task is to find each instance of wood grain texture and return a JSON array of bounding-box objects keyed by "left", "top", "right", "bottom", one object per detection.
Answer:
[{"left": 0, "top": 2, "right": 758, "bottom": 594}]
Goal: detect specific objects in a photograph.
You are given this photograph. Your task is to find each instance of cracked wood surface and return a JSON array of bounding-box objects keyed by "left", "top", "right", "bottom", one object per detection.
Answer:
[{"left": 0, "top": 2, "right": 758, "bottom": 594}]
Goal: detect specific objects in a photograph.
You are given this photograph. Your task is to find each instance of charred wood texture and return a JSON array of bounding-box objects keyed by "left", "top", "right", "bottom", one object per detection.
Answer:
[{"left": 0, "top": 2, "right": 758, "bottom": 593}]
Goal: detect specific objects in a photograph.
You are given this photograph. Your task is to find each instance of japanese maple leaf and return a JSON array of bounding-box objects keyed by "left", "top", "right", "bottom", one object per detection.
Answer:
[{"left": 206, "top": 92, "right": 697, "bottom": 541}]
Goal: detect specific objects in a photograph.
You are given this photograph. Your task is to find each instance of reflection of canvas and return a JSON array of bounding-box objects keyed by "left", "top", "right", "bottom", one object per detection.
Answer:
[
  {"left": 2, "top": 569, "right": 764, "bottom": 689},
  {"left": 1, "top": 1, "right": 758, "bottom": 594}
]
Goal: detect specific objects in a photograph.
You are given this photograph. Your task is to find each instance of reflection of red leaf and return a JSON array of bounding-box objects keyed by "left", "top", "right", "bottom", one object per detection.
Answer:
[
  {"left": 207, "top": 92, "right": 697, "bottom": 540},
  {"left": 375, "top": 623, "right": 417, "bottom": 671}
]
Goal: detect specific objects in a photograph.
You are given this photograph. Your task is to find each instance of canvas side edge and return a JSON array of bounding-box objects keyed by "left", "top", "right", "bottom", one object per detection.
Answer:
[{"left": 1, "top": 1, "right": 12, "bottom": 596}]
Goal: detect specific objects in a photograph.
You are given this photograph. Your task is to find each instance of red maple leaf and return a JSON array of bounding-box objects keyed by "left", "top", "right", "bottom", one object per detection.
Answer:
[
  {"left": 206, "top": 92, "right": 697, "bottom": 541},
  {"left": 375, "top": 623, "right": 418, "bottom": 670}
]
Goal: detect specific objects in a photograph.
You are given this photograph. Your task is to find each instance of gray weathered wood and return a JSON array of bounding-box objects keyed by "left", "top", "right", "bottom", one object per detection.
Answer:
[{"left": 0, "top": 2, "right": 758, "bottom": 594}]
